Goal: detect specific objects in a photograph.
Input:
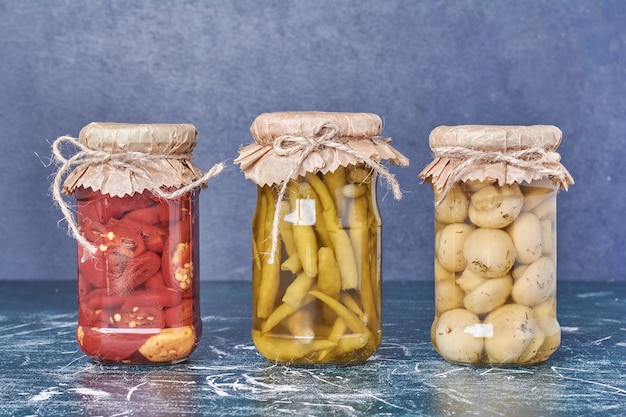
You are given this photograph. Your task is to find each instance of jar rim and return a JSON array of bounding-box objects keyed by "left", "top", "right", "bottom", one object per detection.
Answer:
[
  {"left": 429, "top": 125, "right": 562, "bottom": 152},
  {"left": 250, "top": 111, "right": 382, "bottom": 146},
  {"left": 79, "top": 122, "right": 198, "bottom": 154}
]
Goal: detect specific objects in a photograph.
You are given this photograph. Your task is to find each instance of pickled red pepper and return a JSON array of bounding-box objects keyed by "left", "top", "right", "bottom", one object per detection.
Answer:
[
  {"left": 74, "top": 188, "right": 199, "bottom": 363},
  {"left": 236, "top": 112, "right": 409, "bottom": 364},
  {"left": 51, "top": 122, "right": 224, "bottom": 364}
]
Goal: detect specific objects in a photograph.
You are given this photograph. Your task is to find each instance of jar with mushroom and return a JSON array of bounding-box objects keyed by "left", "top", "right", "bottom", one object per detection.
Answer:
[
  {"left": 236, "top": 112, "right": 409, "bottom": 365},
  {"left": 420, "top": 125, "right": 573, "bottom": 365}
]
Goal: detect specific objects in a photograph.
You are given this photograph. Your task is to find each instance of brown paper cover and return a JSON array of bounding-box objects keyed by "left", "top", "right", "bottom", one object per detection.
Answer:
[
  {"left": 419, "top": 125, "right": 574, "bottom": 191},
  {"left": 63, "top": 122, "right": 204, "bottom": 197},
  {"left": 236, "top": 112, "right": 409, "bottom": 186}
]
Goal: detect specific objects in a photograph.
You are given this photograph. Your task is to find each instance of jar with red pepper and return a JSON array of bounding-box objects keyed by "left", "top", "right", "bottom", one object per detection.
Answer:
[{"left": 54, "top": 122, "right": 223, "bottom": 364}]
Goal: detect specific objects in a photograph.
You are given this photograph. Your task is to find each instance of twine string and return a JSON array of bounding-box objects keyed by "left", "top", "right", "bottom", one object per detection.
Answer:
[
  {"left": 51, "top": 135, "right": 225, "bottom": 254},
  {"left": 431, "top": 145, "right": 569, "bottom": 206},
  {"left": 266, "top": 123, "right": 403, "bottom": 264}
]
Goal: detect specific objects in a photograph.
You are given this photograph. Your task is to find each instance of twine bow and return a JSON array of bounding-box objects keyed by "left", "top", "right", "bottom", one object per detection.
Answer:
[
  {"left": 51, "top": 135, "right": 225, "bottom": 254},
  {"left": 431, "top": 145, "right": 572, "bottom": 206},
  {"left": 273, "top": 123, "right": 342, "bottom": 158},
  {"left": 266, "top": 122, "right": 403, "bottom": 264}
]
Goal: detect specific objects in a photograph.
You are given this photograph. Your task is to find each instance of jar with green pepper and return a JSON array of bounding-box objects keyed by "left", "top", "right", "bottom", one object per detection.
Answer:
[{"left": 236, "top": 112, "right": 409, "bottom": 365}]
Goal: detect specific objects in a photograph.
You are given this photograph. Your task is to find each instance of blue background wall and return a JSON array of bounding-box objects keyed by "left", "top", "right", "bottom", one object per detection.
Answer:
[{"left": 1, "top": 0, "right": 624, "bottom": 282}]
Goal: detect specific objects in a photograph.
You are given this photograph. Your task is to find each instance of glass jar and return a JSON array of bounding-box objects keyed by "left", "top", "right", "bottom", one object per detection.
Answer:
[
  {"left": 419, "top": 125, "right": 573, "bottom": 365},
  {"left": 55, "top": 122, "right": 220, "bottom": 364},
  {"left": 236, "top": 111, "right": 409, "bottom": 364},
  {"left": 75, "top": 187, "right": 200, "bottom": 364}
]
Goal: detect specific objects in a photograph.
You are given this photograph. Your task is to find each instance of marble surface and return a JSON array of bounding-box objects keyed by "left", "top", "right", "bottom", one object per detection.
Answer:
[{"left": 1, "top": 280, "right": 625, "bottom": 416}]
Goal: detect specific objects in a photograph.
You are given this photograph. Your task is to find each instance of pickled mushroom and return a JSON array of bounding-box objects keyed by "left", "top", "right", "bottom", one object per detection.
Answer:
[
  {"left": 463, "top": 228, "right": 515, "bottom": 278},
  {"left": 435, "top": 308, "right": 484, "bottom": 363}
]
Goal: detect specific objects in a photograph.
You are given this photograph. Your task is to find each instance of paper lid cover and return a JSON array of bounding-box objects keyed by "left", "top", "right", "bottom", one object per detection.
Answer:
[
  {"left": 63, "top": 122, "right": 204, "bottom": 197},
  {"left": 236, "top": 111, "right": 409, "bottom": 186},
  {"left": 419, "top": 124, "right": 573, "bottom": 191}
]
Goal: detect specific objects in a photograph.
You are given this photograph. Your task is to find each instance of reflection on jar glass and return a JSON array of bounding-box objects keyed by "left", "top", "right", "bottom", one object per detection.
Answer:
[
  {"left": 74, "top": 368, "right": 199, "bottom": 415},
  {"left": 428, "top": 366, "right": 564, "bottom": 416}
]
